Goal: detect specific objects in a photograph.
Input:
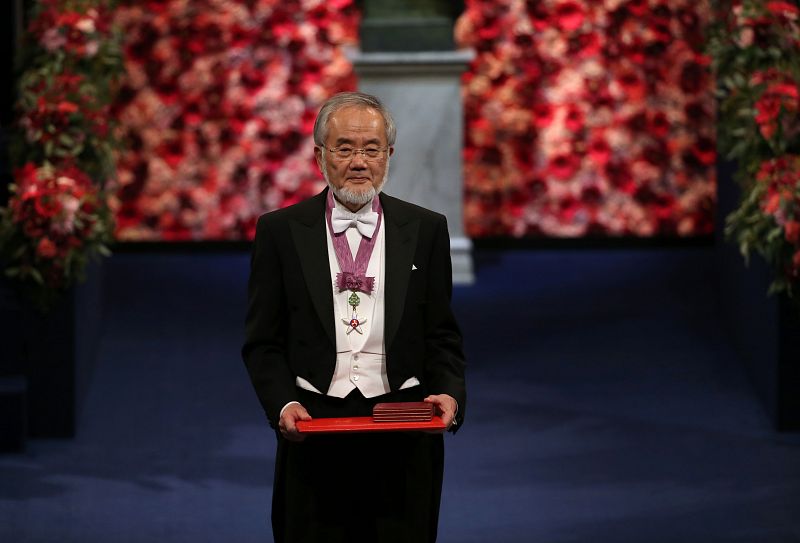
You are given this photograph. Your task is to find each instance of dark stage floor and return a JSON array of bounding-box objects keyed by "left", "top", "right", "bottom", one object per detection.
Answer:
[{"left": 1, "top": 247, "right": 799, "bottom": 542}]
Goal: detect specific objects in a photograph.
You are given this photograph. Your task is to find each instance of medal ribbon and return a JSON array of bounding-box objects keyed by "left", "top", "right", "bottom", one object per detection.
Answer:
[{"left": 325, "top": 190, "right": 382, "bottom": 295}]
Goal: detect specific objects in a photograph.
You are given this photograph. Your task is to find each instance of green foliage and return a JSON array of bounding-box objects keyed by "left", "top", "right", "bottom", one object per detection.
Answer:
[{"left": 708, "top": 0, "right": 800, "bottom": 297}]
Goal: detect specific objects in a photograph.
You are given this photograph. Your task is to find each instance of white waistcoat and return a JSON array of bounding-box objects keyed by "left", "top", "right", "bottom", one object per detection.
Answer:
[{"left": 294, "top": 198, "right": 418, "bottom": 398}]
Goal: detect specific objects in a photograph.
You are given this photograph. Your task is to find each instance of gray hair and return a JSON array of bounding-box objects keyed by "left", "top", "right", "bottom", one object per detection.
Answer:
[{"left": 313, "top": 91, "right": 397, "bottom": 147}]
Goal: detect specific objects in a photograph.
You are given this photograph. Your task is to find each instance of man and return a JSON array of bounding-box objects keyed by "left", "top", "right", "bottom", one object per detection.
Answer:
[{"left": 242, "top": 92, "right": 466, "bottom": 543}]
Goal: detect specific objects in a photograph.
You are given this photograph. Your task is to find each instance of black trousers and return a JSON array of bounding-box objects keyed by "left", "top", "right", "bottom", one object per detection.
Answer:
[{"left": 272, "top": 386, "right": 445, "bottom": 543}]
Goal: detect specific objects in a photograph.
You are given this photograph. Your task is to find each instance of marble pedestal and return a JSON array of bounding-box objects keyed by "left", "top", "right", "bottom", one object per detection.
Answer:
[{"left": 352, "top": 50, "right": 474, "bottom": 284}]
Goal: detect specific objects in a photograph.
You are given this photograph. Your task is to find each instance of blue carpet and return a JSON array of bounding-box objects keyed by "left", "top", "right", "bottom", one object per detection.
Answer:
[{"left": 1, "top": 247, "right": 799, "bottom": 542}]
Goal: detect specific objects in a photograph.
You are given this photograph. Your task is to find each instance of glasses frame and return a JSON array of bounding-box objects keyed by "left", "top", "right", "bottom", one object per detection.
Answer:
[{"left": 323, "top": 145, "right": 390, "bottom": 162}]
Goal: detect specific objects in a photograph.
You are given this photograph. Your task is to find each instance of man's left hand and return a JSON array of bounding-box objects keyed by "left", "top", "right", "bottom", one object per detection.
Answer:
[{"left": 423, "top": 394, "right": 458, "bottom": 430}]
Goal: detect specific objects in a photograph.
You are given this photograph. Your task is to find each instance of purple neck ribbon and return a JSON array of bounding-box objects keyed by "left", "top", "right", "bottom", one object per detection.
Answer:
[{"left": 325, "top": 190, "right": 382, "bottom": 295}]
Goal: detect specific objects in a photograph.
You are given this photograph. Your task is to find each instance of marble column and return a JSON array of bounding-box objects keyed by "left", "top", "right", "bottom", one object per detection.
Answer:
[{"left": 353, "top": 50, "right": 475, "bottom": 284}]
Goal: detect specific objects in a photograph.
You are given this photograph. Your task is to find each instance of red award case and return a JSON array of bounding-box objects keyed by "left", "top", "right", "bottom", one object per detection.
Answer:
[
  {"left": 296, "top": 401, "right": 445, "bottom": 434},
  {"left": 296, "top": 416, "right": 446, "bottom": 434}
]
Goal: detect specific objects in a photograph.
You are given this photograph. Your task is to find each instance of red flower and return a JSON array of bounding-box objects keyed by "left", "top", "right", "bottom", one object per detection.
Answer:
[
  {"left": 240, "top": 63, "right": 267, "bottom": 94},
  {"left": 756, "top": 159, "right": 777, "bottom": 183},
  {"left": 564, "top": 105, "right": 585, "bottom": 132},
  {"left": 766, "top": 2, "right": 799, "bottom": 18},
  {"left": 532, "top": 102, "right": 555, "bottom": 128},
  {"left": 588, "top": 136, "right": 611, "bottom": 166},
  {"left": 643, "top": 143, "right": 670, "bottom": 168},
  {"left": 34, "top": 191, "right": 61, "bottom": 219},
  {"left": 572, "top": 31, "right": 602, "bottom": 58},
  {"left": 556, "top": 195, "right": 580, "bottom": 222},
  {"left": 547, "top": 153, "right": 582, "bottom": 181},
  {"left": 618, "top": 69, "right": 647, "bottom": 101},
  {"left": 519, "top": 56, "right": 542, "bottom": 79},
  {"left": 649, "top": 112, "right": 671, "bottom": 138},
  {"left": 476, "top": 18, "right": 503, "bottom": 44},
  {"left": 690, "top": 136, "right": 717, "bottom": 166},
  {"left": 37, "top": 237, "right": 58, "bottom": 259},
  {"left": 554, "top": 1, "right": 586, "bottom": 32},
  {"left": 626, "top": 0, "right": 650, "bottom": 17},
  {"left": 763, "top": 192, "right": 781, "bottom": 214},
  {"left": 57, "top": 101, "right": 79, "bottom": 114},
  {"left": 754, "top": 81, "right": 799, "bottom": 140},
  {"left": 606, "top": 161, "right": 636, "bottom": 195},
  {"left": 526, "top": 1, "right": 551, "bottom": 32}
]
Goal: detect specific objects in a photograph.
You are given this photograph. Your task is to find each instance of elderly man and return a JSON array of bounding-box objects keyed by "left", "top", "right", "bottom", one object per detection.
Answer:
[{"left": 242, "top": 91, "right": 466, "bottom": 543}]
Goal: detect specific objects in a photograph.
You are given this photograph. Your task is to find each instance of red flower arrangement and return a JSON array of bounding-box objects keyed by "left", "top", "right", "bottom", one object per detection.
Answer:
[
  {"left": 761, "top": 156, "right": 800, "bottom": 276},
  {"left": 111, "top": 0, "right": 360, "bottom": 240},
  {"left": 17, "top": 72, "right": 110, "bottom": 163},
  {"left": 456, "top": 0, "right": 716, "bottom": 237},
  {"left": 710, "top": 0, "right": 800, "bottom": 296},
  {"left": 28, "top": 1, "right": 113, "bottom": 58},
  {"left": 729, "top": 155, "right": 800, "bottom": 288},
  {"left": 1, "top": 0, "right": 121, "bottom": 309},
  {"left": 751, "top": 69, "right": 800, "bottom": 141},
  {"left": 1, "top": 163, "right": 112, "bottom": 292}
]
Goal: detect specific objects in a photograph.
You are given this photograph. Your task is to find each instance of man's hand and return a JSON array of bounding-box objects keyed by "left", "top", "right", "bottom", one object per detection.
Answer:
[
  {"left": 424, "top": 394, "right": 458, "bottom": 430},
  {"left": 279, "top": 403, "right": 312, "bottom": 442}
]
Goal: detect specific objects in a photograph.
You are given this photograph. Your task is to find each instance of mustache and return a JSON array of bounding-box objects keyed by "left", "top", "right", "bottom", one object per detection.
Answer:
[{"left": 321, "top": 156, "right": 390, "bottom": 207}]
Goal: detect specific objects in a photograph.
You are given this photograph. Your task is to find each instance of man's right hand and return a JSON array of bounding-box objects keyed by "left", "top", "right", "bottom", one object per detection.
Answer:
[{"left": 278, "top": 403, "right": 312, "bottom": 442}]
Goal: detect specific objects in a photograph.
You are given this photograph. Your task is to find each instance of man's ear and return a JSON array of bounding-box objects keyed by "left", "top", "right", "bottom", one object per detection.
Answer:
[
  {"left": 313, "top": 146, "right": 324, "bottom": 171},
  {"left": 388, "top": 146, "right": 394, "bottom": 157}
]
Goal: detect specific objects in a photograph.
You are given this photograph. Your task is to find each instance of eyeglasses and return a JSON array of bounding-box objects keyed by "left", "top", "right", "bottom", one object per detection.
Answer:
[{"left": 324, "top": 146, "right": 389, "bottom": 161}]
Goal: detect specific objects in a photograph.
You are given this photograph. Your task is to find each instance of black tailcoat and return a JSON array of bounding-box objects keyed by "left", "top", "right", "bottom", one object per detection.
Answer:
[{"left": 242, "top": 188, "right": 467, "bottom": 542}]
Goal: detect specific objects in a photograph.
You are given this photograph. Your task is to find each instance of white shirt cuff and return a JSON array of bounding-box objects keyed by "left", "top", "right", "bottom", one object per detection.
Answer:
[{"left": 279, "top": 401, "right": 301, "bottom": 419}]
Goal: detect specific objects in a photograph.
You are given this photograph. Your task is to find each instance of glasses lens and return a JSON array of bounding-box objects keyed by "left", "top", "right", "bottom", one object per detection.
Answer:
[{"left": 330, "top": 147, "right": 385, "bottom": 160}]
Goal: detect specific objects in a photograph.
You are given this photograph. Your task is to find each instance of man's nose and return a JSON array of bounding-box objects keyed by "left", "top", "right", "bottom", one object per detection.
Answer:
[{"left": 349, "top": 153, "right": 368, "bottom": 168}]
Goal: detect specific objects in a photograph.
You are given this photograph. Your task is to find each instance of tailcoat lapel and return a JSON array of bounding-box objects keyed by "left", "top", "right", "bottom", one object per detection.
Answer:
[
  {"left": 289, "top": 189, "right": 336, "bottom": 346},
  {"left": 381, "top": 193, "right": 419, "bottom": 352}
]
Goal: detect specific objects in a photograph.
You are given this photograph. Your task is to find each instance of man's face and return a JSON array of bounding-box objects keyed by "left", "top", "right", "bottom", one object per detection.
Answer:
[{"left": 314, "top": 106, "right": 394, "bottom": 211}]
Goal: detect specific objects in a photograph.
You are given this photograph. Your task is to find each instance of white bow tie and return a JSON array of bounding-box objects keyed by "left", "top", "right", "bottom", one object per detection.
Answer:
[{"left": 331, "top": 207, "right": 379, "bottom": 238}]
